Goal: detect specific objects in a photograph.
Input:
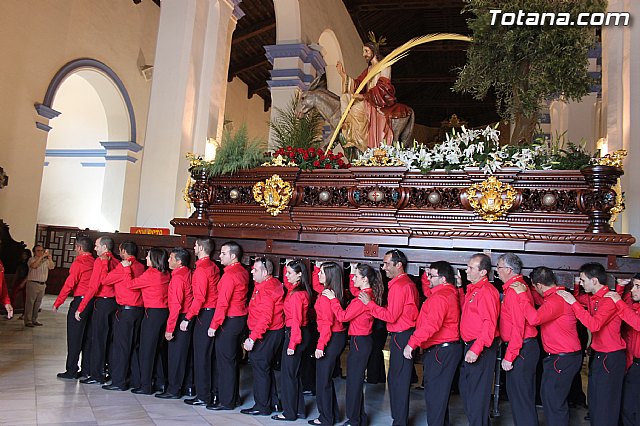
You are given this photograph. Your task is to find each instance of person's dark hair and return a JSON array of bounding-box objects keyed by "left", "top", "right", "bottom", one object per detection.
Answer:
[
  {"left": 364, "top": 41, "right": 383, "bottom": 61},
  {"left": 222, "top": 241, "right": 243, "bottom": 261},
  {"left": 120, "top": 241, "right": 138, "bottom": 258},
  {"left": 287, "top": 259, "right": 312, "bottom": 300},
  {"left": 196, "top": 237, "right": 215, "bottom": 255},
  {"left": 148, "top": 248, "right": 169, "bottom": 273},
  {"left": 471, "top": 253, "right": 492, "bottom": 275},
  {"left": 76, "top": 236, "right": 93, "bottom": 253},
  {"left": 579, "top": 262, "right": 607, "bottom": 285},
  {"left": 497, "top": 253, "right": 523, "bottom": 275},
  {"left": 254, "top": 257, "right": 274, "bottom": 276},
  {"left": 171, "top": 247, "right": 191, "bottom": 267},
  {"left": 529, "top": 266, "right": 557, "bottom": 287},
  {"left": 356, "top": 263, "right": 384, "bottom": 305},
  {"left": 429, "top": 261, "right": 455, "bottom": 285},
  {"left": 321, "top": 262, "right": 345, "bottom": 307},
  {"left": 633, "top": 273, "right": 640, "bottom": 281},
  {"left": 98, "top": 236, "right": 115, "bottom": 253},
  {"left": 32, "top": 244, "right": 43, "bottom": 253},
  {"left": 385, "top": 249, "right": 408, "bottom": 271}
]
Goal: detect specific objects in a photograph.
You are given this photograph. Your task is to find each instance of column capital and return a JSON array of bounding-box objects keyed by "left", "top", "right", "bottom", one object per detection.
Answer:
[{"left": 265, "top": 43, "right": 327, "bottom": 91}]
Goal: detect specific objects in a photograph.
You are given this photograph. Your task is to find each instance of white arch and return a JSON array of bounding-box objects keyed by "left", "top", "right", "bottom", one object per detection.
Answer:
[
  {"left": 318, "top": 29, "right": 344, "bottom": 94},
  {"left": 273, "top": 0, "right": 302, "bottom": 43}
]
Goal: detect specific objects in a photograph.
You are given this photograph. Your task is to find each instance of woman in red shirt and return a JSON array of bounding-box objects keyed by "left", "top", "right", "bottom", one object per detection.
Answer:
[
  {"left": 273, "top": 260, "right": 313, "bottom": 422},
  {"left": 309, "top": 262, "right": 347, "bottom": 426},
  {"left": 323, "top": 263, "right": 384, "bottom": 426},
  {"left": 122, "top": 248, "right": 170, "bottom": 395}
]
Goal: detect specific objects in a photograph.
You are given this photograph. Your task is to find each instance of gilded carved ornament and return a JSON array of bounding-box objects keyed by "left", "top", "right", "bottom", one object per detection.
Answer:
[
  {"left": 252, "top": 174, "right": 293, "bottom": 216},
  {"left": 595, "top": 149, "right": 627, "bottom": 224},
  {"left": 465, "top": 176, "right": 517, "bottom": 223}
]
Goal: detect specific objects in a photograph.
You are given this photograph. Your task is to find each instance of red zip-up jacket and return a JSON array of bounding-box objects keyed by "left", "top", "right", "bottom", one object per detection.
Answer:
[
  {"left": 167, "top": 266, "right": 193, "bottom": 333},
  {"left": 248, "top": 276, "right": 285, "bottom": 341},
  {"left": 500, "top": 275, "right": 539, "bottom": 363},
  {"left": 460, "top": 277, "right": 500, "bottom": 356},
  {"left": 101, "top": 257, "right": 145, "bottom": 307},
  {"left": 210, "top": 262, "right": 249, "bottom": 330},
  {"left": 408, "top": 283, "right": 460, "bottom": 350},
  {"left": 613, "top": 298, "right": 640, "bottom": 368},
  {"left": 54, "top": 253, "right": 95, "bottom": 308},
  {"left": 124, "top": 266, "right": 170, "bottom": 308},
  {"left": 0, "top": 261, "right": 9, "bottom": 306},
  {"left": 186, "top": 257, "right": 220, "bottom": 320},
  {"left": 77, "top": 254, "right": 120, "bottom": 313},
  {"left": 283, "top": 282, "right": 310, "bottom": 351},
  {"left": 572, "top": 285, "right": 625, "bottom": 353},
  {"left": 315, "top": 292, "right": 345, "bottom": 351},
  {"left": 367, "top": 273, "right": 419, "bottom": 333},
  {"left": 330, "top": 288, "right": 374, "bottom": 336}
]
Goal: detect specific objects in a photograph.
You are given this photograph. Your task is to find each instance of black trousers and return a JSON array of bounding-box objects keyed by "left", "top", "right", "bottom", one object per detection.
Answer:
[
  {"left": 167, "top": 313, "right": 192, "bottom": 395},
  {"left": 109, "top": 306, "right": 143, "bottom": 388},
  {"left": 345, "top": 334, "right": 373, "bottom": 426},
  {"left": 423, "top": 342, "right": 463, "bottom": 426},
  {"left": 505, "top": 339, "right": 540, "bottom": 426},
  {"left": 541, "top": 352, "right": 581, "bottom": 426},
  {"left": 316, "top": 330, "right": 346, "bottom": 425},
  {"left": 250, "top": 327, "right": 285, "bottom": 412},
  {"left": 388, "top": 329, "right": 414, "bottom": 426},
  {"left": 215, "top": 315, "right": 247, "bottom": 407},
  {"left": 139, "top": 308, "right": 169, "bottom": 392},
  {"left": 588, "top": 349, "right": 625, "bottom": 426},
  {"left": 366, "top": 320, "right": 387, "bottom": 384},
  {"left": 89, "top": 297, "right": 118, "bottom": 379},
  {"left": 622, "top": 360, "right": 640, "bottom": 426},
  {"left": 280, "top": 326, "right": 312, "bottom": 420},
  {"left": 459, "top": 339, "right": 498, "bottom": 426},
  {"left": 301, "top": 321, "right": 319, "bottom": 392},
  {"left": 193, "top": 309, "right": 216, "bottom": 403},
  {"left": 66, "top": 296, "right": 94, "bottom": 374}
]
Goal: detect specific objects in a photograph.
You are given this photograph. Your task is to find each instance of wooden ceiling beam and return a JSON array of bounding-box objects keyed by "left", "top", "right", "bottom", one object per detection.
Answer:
[
  {"left": 228, "top": 58, "right": 270, "bottom": 80},
  {"left": 233, "top": 21, "right": 276, "bottom": 45}
]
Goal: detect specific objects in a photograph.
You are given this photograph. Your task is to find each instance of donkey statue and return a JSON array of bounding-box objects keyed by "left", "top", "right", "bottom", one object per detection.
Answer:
[{"left": 295, "top": 74, "right": 415, "bottom": 148}]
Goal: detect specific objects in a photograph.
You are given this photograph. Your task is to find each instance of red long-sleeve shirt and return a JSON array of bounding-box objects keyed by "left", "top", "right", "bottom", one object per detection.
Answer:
[
  {"left": 460, "top": 277, "right": 500, "bottom": 356},
  {"left": 500, "top": 275, "right": 539, "bottom": 363},
  {"left": 210, "top": 262, "right": 249, "bottom": 330},
  {"left": 572, "top": 285, "right": 625, "bottom": 353},
  {"left": 421, "top": 272, "right": 432, "bottom": 299},
  {"left": 54, "top": 253, "right": 95, "bottom": 308},
  {"left": 315, "top": 293, "right": 345, "bottom": 351},
  {"left": 367, "top": 273, "right": 419, "bottom": 333},
  {"left": 77, "top": 254, "right": 120, "bottom": 313},
  {"left": 311, "top": 265, "right": 325, "bottom": 294},
  {"left": 124, "top": 267, "right": 170, "bottom": 308},
  {"left": 101, "top": 257, "right": 145, "bottom": 306},
  {"left": 0, "top": 261, "right": 9, "bottom": 306},
  {"left": 166, "top": 266, "right": 193, "bottom": 333},
  {"left": 186, "top": 257, "right": 220, "bottom": 320},
  {"left": 408, "top": 283, "right": 460, "bottom": 350},
  {"left": 330, "top": 288, "right": 374, "bottom": 336},
  {"left": 284, "top": 287, "right": 310, "bottom": 351},
  {"left": 614, "top": 300, "right": 640, "bottom": 368},
  {"left": 247, "top": 276, "right": 285, "bottom": 341}
]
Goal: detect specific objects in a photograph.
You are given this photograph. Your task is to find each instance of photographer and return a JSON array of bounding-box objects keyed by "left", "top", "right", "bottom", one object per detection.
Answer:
[{"left": 24, "top": 245, "right": 54, "bottom": 327}]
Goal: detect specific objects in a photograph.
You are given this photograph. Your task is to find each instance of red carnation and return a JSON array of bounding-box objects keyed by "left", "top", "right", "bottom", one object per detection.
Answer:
[
  {"left": 324, "top": 164, "right": 332, "bottom": 169},
  {"left": 313, "top": 160, "right": 321, "bottom": 167}
]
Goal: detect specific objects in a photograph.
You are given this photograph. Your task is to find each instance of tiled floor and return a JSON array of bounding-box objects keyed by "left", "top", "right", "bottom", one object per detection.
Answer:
[{"left": 0, "top": 295, "right": 590, "bottom": 425}]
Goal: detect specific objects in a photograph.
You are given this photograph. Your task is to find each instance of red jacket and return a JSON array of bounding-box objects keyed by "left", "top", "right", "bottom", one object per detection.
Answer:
[
  {"left": 315, "top": 293, "right": 345, "bottom": 351},
  {"left": 367, "top": 273, "right": 419, "bottom": 333},
  {"left": 247, "top": 276, "right": 285, "bottom": 341},
  {"left": 330, "top": 288, "right": 374, "bottom": 336},
  {"left": 284, "top": 287, "right": 310, "bottom": 351},
  {"left": 186, "top": 257, "right": 220, "bottom": 320},
  {"left": 0, "top": 261, "right": 9, "bottom": 305},
  {"left": 210, "top": 262, "right": 249, "bottom": 329},
  {"left": 572, "top": 285, "right": 625, "bottom": 353},
  {"left": 460, "top": 277, "right": 500, "bottom": 356},
  {"left": 101, "top": 257, "right": 145, "bottom": 306},
  {"left": 124, "top": 267, "right": 170, "bottom": 308},
  {"left": 167, "top": 266, "right": 193, "bottom": 333},
  {"left": 77, "top": 254, "right": 120, "bottom": 313},
  {"left": 614, "top": 299, "right": 640, "bottom": 368},
  {"left": 408, "top": 284, "right": 460, "bottom": 350},
  {"left": 500, "top": 275, "right": 538, "bottom": 363},
  {"left": 54, "top": 253, "right": 95, "bottom": 308}
]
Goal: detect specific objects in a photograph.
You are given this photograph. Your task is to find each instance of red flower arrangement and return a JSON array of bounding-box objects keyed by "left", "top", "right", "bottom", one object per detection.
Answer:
[{"left": 270, "top": 146, "right": 349, "bottom": 171}]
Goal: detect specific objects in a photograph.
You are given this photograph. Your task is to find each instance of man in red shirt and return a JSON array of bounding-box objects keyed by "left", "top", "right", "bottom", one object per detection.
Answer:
[
  {"left": 496, "top": 253, "right": 539, "bottom": 426},
  {"left": 53, "top": 236, "right": 95, "bottom": 379},
  {"left": 183, "top": 237, "right": 221, "bottom": 407},
  {"left": 557, "top": 262, "right": 626, "bottom": 426},
  {"left": 76, "top": 236, "right": 119, "bottom": 385},
  {"left": 208, "top": 241, "right": 249, "bottom": 411},
  {"left": 241, "top": 257, "right": 285, "bottom": 416},
  {"left": 403, "top": 261, "right": 461, "bottom": 426},
  {"left": 459, "top": 253, "right": 500, "bottom": 426},
  {"left": 359, "top": 249, "right": 418, "bottom": 426},
  {"left": 157, "top": 247, "right": 193, "bottom": 399},
  {"left": 512, "top": 266, "right": 582, "bottom": 426},
  {"left": 604, "top": 274, "right": 640, "bottom": 426},
  {"left": 102, "top": 241, "right": 145, "bottom": 391}
]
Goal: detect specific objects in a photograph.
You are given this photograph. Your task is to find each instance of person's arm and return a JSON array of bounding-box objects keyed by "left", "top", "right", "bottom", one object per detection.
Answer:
[
  {"left": 469, "top": 288, "right": 500, "bottom": 357},
  {"left": 166, "top": 274, "right": 185, "bottom": 335},
  {"left": 248, "top": 288, "right": 276, "bottom": 342},
  {"left": 517, "top": 292, "right": 561, "bottom": 326},
  {"left": 503, "top": 290, "right": 526, "bottom": 363},
  {"left": 186, "top": 269, "right": 206, "bottom": 320},
  {"left": 311, "top": 265, "right": 324, "bottom": 294},
  {"left": 367, "top": 285, "right": 403, "bottom": 324},
  {"left": 407, "top": 297, "right": 446, "bottom": 349},
  {"left": 54, "top": 261, "right": 81, "bottom": 309},
  {"left": 210, "top": 275, "right": 233, "bottom": 331},
  {"left": 615, "top": 301, "right": 640, "bottom": 331},
  {"left": 330, "top": 297, "right": 365, "bottom": 323},
  {"left": 316, "top": 298, "right": 334, "bottom": 352},
  {"left": 288, "top": 292, "right": 307, "bottom": 352},
  {"left": 77, "top": 259, "right": 109, "bottom": 314},
  {"left": 571, "top": 298, "right": 617, "bottom": 332}
]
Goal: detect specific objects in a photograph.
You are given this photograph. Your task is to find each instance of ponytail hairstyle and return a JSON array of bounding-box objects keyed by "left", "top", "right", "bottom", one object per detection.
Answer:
[
  {"left": 356, "top": 263, "right": 384, "bottom": 305},
  {"left": 148, "top": 248, "right": 169, "bottom": 273},
  {"left": 287, "top": 259, "right": 312, "bottom": 300},
  {"left": 321, "top": 261, "right": 346, "bottom": 308}
]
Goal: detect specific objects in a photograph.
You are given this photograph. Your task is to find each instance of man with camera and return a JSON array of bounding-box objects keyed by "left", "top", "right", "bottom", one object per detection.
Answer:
[{"left": 24, "top": 244, "right": 54, "bottom": 327}]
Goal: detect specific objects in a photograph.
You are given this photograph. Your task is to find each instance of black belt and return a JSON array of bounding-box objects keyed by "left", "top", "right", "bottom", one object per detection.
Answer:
[
  {"left": 30, "top": 280, "right": 46, "bottom": 284},
  {"left": 547, "top": 350, "right": 582, "bottom": 357},
  {"left": 634, "top": 357, "right": 640, "bottom": 363},
  {"left": 523, "top": 337, "right": 536, "bottom": 344},
  {"left": 121, "top": 305, "right": 143, "bottom": 310},
  {"left": 426, "top": 341, "right": 461, "bottom": 351},
  {"left": 463, "top": 339, "right": 476, "bottom": 346},
  {"left": 227, "top": 315, "right": 247, "bottom": 318},
  {"left": 201, "top": 308, "right": 215, "bottom": 311}
]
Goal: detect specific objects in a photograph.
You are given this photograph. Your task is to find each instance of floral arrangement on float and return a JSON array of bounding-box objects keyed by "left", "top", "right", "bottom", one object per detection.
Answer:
[{"left": 262, "top": 146, "right": 349, "bottom": 171}]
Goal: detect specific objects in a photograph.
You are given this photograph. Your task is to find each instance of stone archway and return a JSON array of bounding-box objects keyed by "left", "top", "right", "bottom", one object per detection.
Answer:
[{"left": 318, "top": 29, "right": 344, "bottom": 94}]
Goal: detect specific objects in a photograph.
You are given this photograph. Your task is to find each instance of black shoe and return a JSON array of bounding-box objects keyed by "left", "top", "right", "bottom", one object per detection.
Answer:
[
  {"left": 77, "top": 370, "right": 89, "bottom": 380},
  {"left": 131, "top": 387, "right": 154, "bottom": 395},
  {"left": 208, "top": 404, "right": 234, "bottom": 411},
  {"left": 272, "top": 414, "right": 296, "bottom": 421},
  {"left": 182, "top": 387, "right": 196, "bottom": 397},
  {"left": 80, "top": 376, "right": 104, "bottom": 385},
  {"left": 56, "top": 371, "right": 78, "bottom": 380},
  {"left": 154, "top": 383, "right": 167, "bottom": 393},
  {"left": 584, "top": 413, "right": 591, "bottom": 421},
  {"left": 102, "top": 384, "right": 128, "bottom": 391},
  {"left": 184, "top": 397, "right": 207, "bottom": 406},
  {"left": 241, "top": 406, "right": 272, "bottom": 416},
  {"left": 155, "top": 392, "right": 181, "bottom": 399},
  {"left": 308, "top": 419, "right": 322, "bottom": 425}
]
